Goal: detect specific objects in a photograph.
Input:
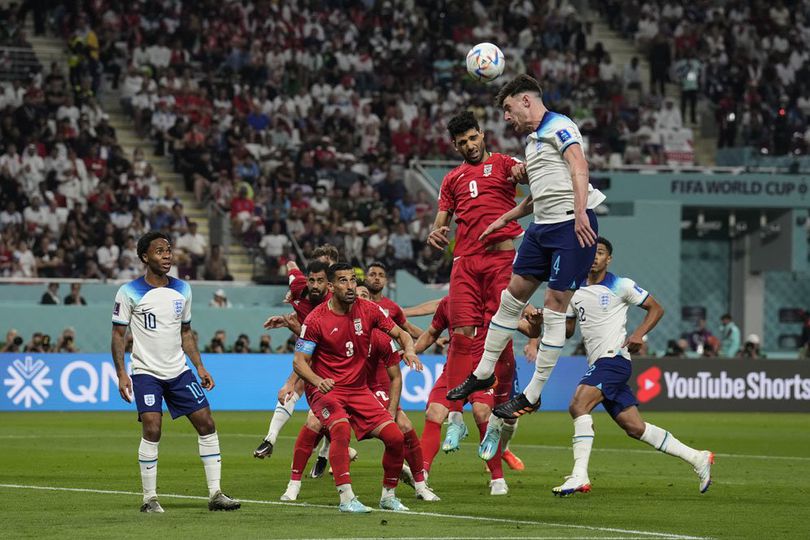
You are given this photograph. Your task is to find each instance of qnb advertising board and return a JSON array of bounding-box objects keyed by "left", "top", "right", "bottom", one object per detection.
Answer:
[
  {"left": 631, "top": 358, "right": 810, "bottom": 412},
  {"left": 2, "top": 354, "right": 808, "bottom": 412}
]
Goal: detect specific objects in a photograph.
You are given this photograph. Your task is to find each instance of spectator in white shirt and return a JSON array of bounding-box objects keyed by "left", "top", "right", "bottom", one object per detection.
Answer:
[
  {"left": 96, "top": 235, "right": 120, "bottom": 277},
  {"left": 0, "top": 143, "right": 21, "bottom": 179},
  {"left": 23, "top": 196, "right": 49, "bottom": 234},
  {"left": 209, "top": 289, "right": 232, "bottom": 308},
  {"left": 146, "top": 35, "right": 172, "bottom": 69},
  {"left": 258, "top": 221, "right": 289, "bottom": 261},
  {"left": 13, "top": 240, "right": 36, "bottom": 277},
  {"left": 20, "top": 144, "right": 45, "bottom": 194},
  {"left": 0, "top": 201, "right": 22, "bottom": 231},
  {"left": 175, "top": 222, "right": 208, "bottom": 265},
  {"left": 388, "top": 221, "right": 413, "bottom": 262},
  {"left": 367, "top": 225, "right": 389, "bottom": 258},
  {"left": 57, "top": 94, "right": 81, "bottom": 130},
  {"left": 114, "top": 255, "right": 141, "bottom": 280},
  {"left": 655, "top": 99, "right": 683, "bottom": 131}
]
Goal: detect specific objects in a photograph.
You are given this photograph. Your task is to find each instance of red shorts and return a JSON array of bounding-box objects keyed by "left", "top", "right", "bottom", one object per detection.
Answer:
[
  {"left": 369, "top": 387, "right": 402, "bottom": 414},
  {"left": 449, "top": 250, "right": 514, "bottom": 328},
  {"left": 307, "top": 386, "right": 394, "bottom": 441},
  {"left": 428, "top": 368, "right": 494, "bottom": 410}
]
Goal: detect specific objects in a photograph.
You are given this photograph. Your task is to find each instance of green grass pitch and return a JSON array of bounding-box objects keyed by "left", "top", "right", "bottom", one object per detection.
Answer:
[{"left": 1, "top": 411, "right": 808, "bottom": 539}]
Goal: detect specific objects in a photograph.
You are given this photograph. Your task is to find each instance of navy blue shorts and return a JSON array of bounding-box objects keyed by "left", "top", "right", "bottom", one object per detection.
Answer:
[
  {"left": 579, "top": 356, "right": 639, "bottom": 418},
  {"left": 132, "top": 370, "right": 210, "bottom": 420},
  {"left": 511, "top": 210, "right": 598, "bottom": 291}
]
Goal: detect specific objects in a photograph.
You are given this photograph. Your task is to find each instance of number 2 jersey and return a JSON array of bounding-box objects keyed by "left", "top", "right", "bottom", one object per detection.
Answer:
[
  {"left": 438, "top": 152, "right": 524, "bottom": 257},
  {"left": 566, "top": 272, "right": 649, "bottom": 366},
  {"left": 297, "top": 298, "right": 396, "bottom": 389},
  {"left": 112, "top": 276, "right": 192, "bottom": 380}
]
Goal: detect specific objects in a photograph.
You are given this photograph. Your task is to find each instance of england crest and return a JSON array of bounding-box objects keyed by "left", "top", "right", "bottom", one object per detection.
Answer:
[
  {"left": 483, "top": 164, "right": 492, "bottom": 176},
  {"left": 173, "top": 299, "right": 184, "bottom": 317},
  {"left": 353, "top": 318, "right": 363, "bottom": 335},
  {"left": 144, "top": 394, "right": 156, "bottom": 406},
  {"left": 600, "top": 294, "right": 610, "bottom": 310}
]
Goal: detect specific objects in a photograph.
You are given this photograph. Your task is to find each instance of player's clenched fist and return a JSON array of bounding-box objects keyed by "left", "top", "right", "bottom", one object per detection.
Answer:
[
  {"left": 317, "top": 377, "right": 335, "bottom": 393},
  {"left": 510, "top": 163, "right": 527, "bottom": 184},
  {"left": 427, "top": 226, "right": 450, "bottom": 250}
]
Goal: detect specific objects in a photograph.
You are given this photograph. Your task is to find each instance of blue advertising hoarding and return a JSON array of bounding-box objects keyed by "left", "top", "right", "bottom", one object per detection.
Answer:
[{"left": 0, "top": 353, "right": 590, "bottom": 412}]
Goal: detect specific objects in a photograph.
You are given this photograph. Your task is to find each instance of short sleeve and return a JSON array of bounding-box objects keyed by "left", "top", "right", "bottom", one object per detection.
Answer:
[
  {"left": 566, "top": 302, "right": 576, "bottom": 319},
  {"left": 498, "top": 153, "right": 522, "bottom": 180},
  {"left": 383, "top": 341, "right": 401, "bottom": 368},
  {"left": 288, "top": 267, "right": 307, "bottom": 300},
  {"left": 181, "top": 287, "right": 192, "bottom": 324},
  {"left": 437, "top": 172, "right": 455, "bottom": 212},
  {"left": 296, "top": 314, "right": 321, "bottom": 355},
  {"left": 370, "top": 303, "right": 396, "bottom": 334},
  {"left": 390, "top": 303, "right": 406, "bottom": 326},
  {"left": 431, "top": 299, "right": 449, "bottom": 332},
  {"left": 550, "top": 117, "right": 584, "bottom": 156},
  {"left": 112, "top": 286, "right": 132, "bottom": 326},
  {"left": 619, "top": 278, "right": 649, "bottom": 306}
]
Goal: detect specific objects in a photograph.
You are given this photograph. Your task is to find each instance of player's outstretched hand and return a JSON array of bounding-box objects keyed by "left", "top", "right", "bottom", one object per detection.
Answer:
[
  {"left": 479, "top": 217, "right": 508, "bottom": 242},
  {"left": 317, "top": 378, "right": 335, "bottom": 393},
  {"left": 510, "top": 163, "right": 528, "bottom": 184},
  {"left": 198, "top": 366, "right": 215, "bottom": 390},
  {"left": 427, "top": 226, "right": 450, "bottom": 250},
  {"left": 623, "top": 334, "right": 644, "bottom": 354},
  {"left": 118, "top": 374, "right": 133, "bottom": 403},
  {"left": 278, "top": 381, "right": 295, "bottom": 403},
  {"left": 574, "top": 211, "right": 598, "bottom": 248},
  {"left": 283, "top": 290, "right": 293, "bottom": 304},
  {"left": 402, "top": 352, "right": 423, "bottom": 371},
  {"left": 263, "top": 315, "right": 288, "bottom": 329},
  {"left": 523, "top": 342, "right": 538, "bottom": 363}
]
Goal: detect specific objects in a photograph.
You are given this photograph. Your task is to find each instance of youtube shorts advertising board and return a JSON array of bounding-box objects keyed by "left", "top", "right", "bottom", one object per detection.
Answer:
[{"left": 631, "top": 358, "right": 810, "bottom": 412}]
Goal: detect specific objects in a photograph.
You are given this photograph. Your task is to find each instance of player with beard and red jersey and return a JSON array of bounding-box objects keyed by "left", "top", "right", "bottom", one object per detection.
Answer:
[
  {"left": 364, "top": 262, "right": 422, "bottom": 338},
  {"left": 426, "top": 111, "right": 523, "bottom": 493},
  {"left": 354, "top": 285, "right": 440, "bottom": 502},
  {"left": 294, "top": 263, "right": 421, "bottom": 513}
]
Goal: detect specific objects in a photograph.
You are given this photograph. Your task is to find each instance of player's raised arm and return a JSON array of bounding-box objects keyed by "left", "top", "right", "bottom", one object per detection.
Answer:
[
  {"left": 387, "top": 324, "right": 422, "bottom": 371},
  {"left": 624, "top": 294, "right": 664, "bottom": 353},
  {"left": 111, "top": 324, "right": 131, "bottom": 403},
  {"left": 181, "top": 322, "right": 214, "bottom": 390},
  {"left": 563, "top": 144, "right": 597, "bottom": 248},
  {"left": 403, "top": 298, "right": 442, "bottom": 318},
  {"left": 479, "top": 195, "right": 533, "bottom": 242}
]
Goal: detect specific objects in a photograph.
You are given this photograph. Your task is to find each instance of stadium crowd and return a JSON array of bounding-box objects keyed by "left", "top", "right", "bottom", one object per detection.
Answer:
[{"left": 599, "top": 0, "right": 810, "bottom": 153}]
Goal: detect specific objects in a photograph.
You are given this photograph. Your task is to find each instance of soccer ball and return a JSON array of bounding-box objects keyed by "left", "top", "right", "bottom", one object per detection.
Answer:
[{"left": 466, "top": 42, "right": 505, "bottom": 82}]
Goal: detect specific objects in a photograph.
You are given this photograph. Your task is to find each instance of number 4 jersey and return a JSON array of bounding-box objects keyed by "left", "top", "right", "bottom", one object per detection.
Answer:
[
  {"left": 438, "top": 152, "right": 525, "bottom": 257},
  {"left": 113, "top": 276, "right": 192, "bottom": 380}
]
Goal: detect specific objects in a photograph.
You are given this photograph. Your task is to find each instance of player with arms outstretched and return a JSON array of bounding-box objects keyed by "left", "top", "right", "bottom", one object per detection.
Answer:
[
  {"left": 449, "top": 75, "right": 605, "bottom": 425},
  {"left": 112, "top": 232, "right": 240, "bottom": 513},
  {"left": 526, "top": 238, "right": 713, "bottom": 495},
  {"left": 293, "top": 263, "right": 421, "bottom": 513},
  {"left": 427, "top": 110, "right": 523, "bottom": 474}
]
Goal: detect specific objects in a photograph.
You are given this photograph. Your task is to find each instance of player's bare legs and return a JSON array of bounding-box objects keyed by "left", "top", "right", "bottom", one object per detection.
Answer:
[
  {"left": 138, "top": 412, "right": 163, "bottom": 512},
  {"left": 395, "top": 410, "right": 440, "bottom": 501},
  {"left": 187, "top": 407, "right": 240, "bottom": 510},
  {"left": 370, "top": 419, "right": 409, "bottom": 511}
]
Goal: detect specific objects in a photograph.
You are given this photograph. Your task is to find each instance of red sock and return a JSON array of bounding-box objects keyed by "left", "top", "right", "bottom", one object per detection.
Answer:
[
  {"left": 421, "top": 419, "right": 442, "bottom": 472},
  {"left": 329, "top": 421, "right": 352, "bottom": 486},
  {"left": 477, "top": 421, "right": 504, "bottom": 480},
  {"left": 290, "top": 426, "right": 320, "bottom": 481},
  {"left": 447, "top": 334, "right": 475, "bottom": 390},
  {"left": 402, "top": 429, "right": 425, "bottom": 482},
  {"left": 377, "top": 422, "right": 404, "bottom": 489}
]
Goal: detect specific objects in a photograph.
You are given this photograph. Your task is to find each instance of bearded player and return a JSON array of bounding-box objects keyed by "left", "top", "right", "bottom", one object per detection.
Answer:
[{"left": 293, "top": 263, "right": 420, "bottom": 512}]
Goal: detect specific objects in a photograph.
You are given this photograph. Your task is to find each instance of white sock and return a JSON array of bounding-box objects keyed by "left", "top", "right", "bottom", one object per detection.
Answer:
[
  {"left": 501, "top": 419, "right": 517, "bottom": 449},
  {"left": 381, "top": 486, "right": 396, "bottom": 500},
  {"left": 523, "top": 309, "right": 565, "bottom": 403},
  {"left": 138, "top": 438, "right": 159, "bottom": 503},
  {"left": 337, "top": 483, "right": 356, "bottom": 504},
  {"left": 640, "top": 422, "right": 700, "bottom": 466},
  {"left": 473, "top": 290, "right": 526, "bottom": 379},
  {"left": 284, "top": 479, "right": 301, "bottom": 496},
  {"left": 265, "top": 393, "right": 300, "bottom": 444},
  {"left": 414, "top": 480, "right": 427, "bottom": 492},
  {"left": 199, "top": 432, "right": 222, "bottom": 498},
  {"left": 448, "top": 411, "right": 464, "bottom": 426},
  {"left": 317, "top": 437, "right": 330, "bottom": 459},
  {"left": 571, "top": 415, "right": 594, "bottom": 479}
]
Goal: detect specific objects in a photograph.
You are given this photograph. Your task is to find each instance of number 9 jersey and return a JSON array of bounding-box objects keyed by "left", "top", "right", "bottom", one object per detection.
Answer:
[
  {"left": 438, "top": 152, "right": 525, "bottom": 257},
  {"left": 112, "top": 276, "right": 192, "bottom": 380}
]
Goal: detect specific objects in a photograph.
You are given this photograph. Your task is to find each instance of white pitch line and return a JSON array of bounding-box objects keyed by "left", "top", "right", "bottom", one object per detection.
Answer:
[
  {"left": 0, "top": 483, "right": 707, "bottom": 540},
  {"left": 1, "top": 432, "right": 807, "bottom": 463},
  {"left": 278, "top": 537, "right": 653, "bottom": 540}
]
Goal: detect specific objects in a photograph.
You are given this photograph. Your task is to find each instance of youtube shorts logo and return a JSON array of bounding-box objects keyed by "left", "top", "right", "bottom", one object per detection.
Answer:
[{"left": 637, "top": 366, "right": 662, "bottom": 403}]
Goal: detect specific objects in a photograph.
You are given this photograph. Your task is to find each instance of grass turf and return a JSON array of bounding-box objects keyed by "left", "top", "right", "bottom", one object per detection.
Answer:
[{"left": 1, "top": 411, "right": 808, "bottom": 539}]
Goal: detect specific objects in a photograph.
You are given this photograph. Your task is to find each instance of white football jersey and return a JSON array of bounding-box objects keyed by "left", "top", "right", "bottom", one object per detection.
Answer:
[
  {"left": 524, "top": 111, "right": 606, "bottom": 224},
  {"left": 112, "top": 276, "right": 192, "bottom": 380},
  {"left": 566, "top": 272, "right": 649, "bottom": 366}
]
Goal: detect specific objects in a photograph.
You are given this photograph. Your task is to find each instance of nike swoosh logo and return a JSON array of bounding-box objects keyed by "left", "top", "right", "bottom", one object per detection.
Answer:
[
  {"left": 549, "top": 278, "right": 557, "bottom": 282},
  {"left": 146, "top": 465, "right": 155, "bottom": 470},
  {"left": 574, "top": 301, "right": 582, "bottom": 305},
  {"left": 196, "top": 398, "right": 206, "bottom": 404},
  {"left": 340, "top": 472, "right": 350, "bottom": 477},
  {"left": 331, "top": 328, "right": 339, "bottom": 334}
]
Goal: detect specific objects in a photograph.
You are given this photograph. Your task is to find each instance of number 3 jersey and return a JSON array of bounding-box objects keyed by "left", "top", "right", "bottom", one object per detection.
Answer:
[
  {"left": 297, "top": 298, "right": 396, "bottom": 389},
  {"left": 112, "top": 276, "right": 192, "bottom": 380},
  {"left": 438, "top": 152, "right": 524, "bottom": 257},
  {"left": 566, "top": 272, "right": 649, "bottom": 366}
]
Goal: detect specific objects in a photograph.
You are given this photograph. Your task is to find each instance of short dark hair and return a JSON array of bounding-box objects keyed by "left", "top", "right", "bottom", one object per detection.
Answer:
[
  {"left": 306, "top": 260, "right": 330, "bottom": 276},
  {"left": 327, "top": 262, "right": 354, "bottom": 282},
  {"left": 367, "top": 261, "right": 387, "bottom": 274},
  {"left": 312, "top": 243, "right": 339, "bottom": 263},
  {"left": 494, "top": 74, "right": 544, "bottom": 107},
  {"left": 447, "top": 110, "right": 480, "bottom": 140},
  {"left": 137, "top": 231, "right": 171, "bottom": 263},
  {"left": 597, "top": 237, "right": 613, "bottom": 255},
  {"left": 721, "top": 313, "right": 732, "bottom": 320}
]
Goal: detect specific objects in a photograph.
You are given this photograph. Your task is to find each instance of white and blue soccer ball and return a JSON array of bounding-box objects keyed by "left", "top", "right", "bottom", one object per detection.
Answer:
[{"left": 466, "top": 42, "right": 505, "bottom": 82}]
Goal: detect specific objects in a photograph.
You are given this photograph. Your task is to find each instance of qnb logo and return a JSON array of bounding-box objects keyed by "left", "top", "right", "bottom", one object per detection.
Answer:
[
  {"left": 636, "top": 366, "right": 662, "bottom": 403},
  {"left": 4, "top": 356, "right": 53, "bottom": 408}
]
